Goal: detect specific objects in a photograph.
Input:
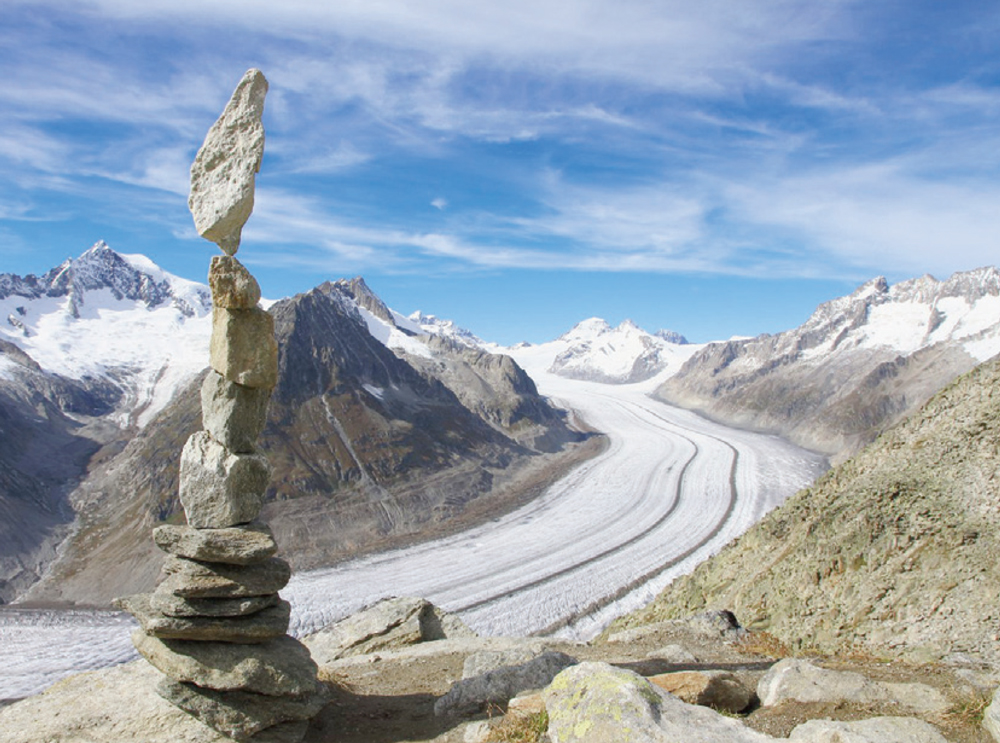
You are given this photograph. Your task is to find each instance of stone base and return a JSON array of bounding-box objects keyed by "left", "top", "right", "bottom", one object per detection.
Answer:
[
  {"left": 118, "top": 594, "right": 290, "bottom": 643},
  {"left": 157, "top": 676, "right": 325, "bottom": 741}
]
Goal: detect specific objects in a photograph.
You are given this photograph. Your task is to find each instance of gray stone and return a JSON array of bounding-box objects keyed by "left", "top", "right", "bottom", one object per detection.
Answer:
[
  {"left": 985, "top": 687, "right": 1000, "bottom": 743},
  {"left": 757, "top": 658, "right": 948, "bottom": 714},
  {"left": 647, "top": 644, "right": 699, "bottom": 664},
  {"left": 201, "top": 371, "right": 271, "bottom": 454},
  {"left": 118, "top": 593, "right": 290, "bottom": 643},
  {"left": 188, "top": 69, "right": 268, "bottom": 256},
  {"left": 151, "top": 591, "right": 278, "bottom": 618},
  {"left": 153, "top": 522, "right": 277, "bottom": 565},
  {"left": 302, "top": 596, "right": 476, "bottom": 665},
  {"left": 156, "top": 677, "right": 326, "bottom": 741},
  {"left": 179, "top": 431, "right": 270, "bottom": 528},
  {"left": 210, "top": 306, "right": 279, "bottom": 389},
  {"left": 543, "top": 662, "right": 776, "bottom": 743},
  {"left": 434, "top": 650, "right": 576, "bottom": 717},
  {"left": 132, "top": 631, "right": 318, "bottom": 696},
  {"left": 463, "top": 646, "right": 554, "bottom": 680},
  {"left": 0, "top": 661, "right": 233, "bottom": 742},
  {"left": 649, "top": 670, "right": 752, "bottom": 713},
  {"left": 159, "top": 555, "right": 291, "bottom": 599},
  {"left": 209, "top": 255, "right": 261, "bottom": 309},
  {"left": 789, "top": 716, "right": 948, "bottom": 742}
]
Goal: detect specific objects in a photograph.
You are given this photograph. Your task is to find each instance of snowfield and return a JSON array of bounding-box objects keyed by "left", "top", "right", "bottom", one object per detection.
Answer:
[{"left": 0, "top": 372, "right": 825, "bottom": 700}]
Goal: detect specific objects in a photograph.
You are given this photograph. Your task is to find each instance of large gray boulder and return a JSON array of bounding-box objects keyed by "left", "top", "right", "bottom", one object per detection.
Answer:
[
  {"left": 302, "top": 596, "right": 475, "bottom": 665},
  {"left": 435, "top": 649, "right": 576, "bottom": 717},
  {"left": 188, "top": 69, "right": 267, "bottom": 256},
  {"left": 757, "top": 658, "right": 948, "bottom": 715},
  {"left": 543, "top": 662, "right": 775, "bottom": 743},
  {"left": 788, "top": 716, "right": 948, "bottom": 742}
]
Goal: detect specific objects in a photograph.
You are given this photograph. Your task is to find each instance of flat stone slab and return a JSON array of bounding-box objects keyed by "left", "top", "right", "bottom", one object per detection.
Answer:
[
  {"left": 210, "top": 306, "right": 278, "bottom": 390},
  {"left": 119, "top": 593, "right": 290, "bottom": 643},
  {"left": 201, "top": 371, "right": 271, "bottom": 454},
  {"left": 650, "top": 670, "right": 752, "bottom": 713},
  {"left": 151, "top": 591, "right": 279, "bottom": 618},
  {"left": 154, "top": 522, "right": 277, "bottom": 565},
  {"left": 788, "top": 716, "right": 948, "bottom": 742},
  {"left": 179, "top": 431, "right": 270, "bottom": 528},
  {"left": 132, "top": 632, "right": 318, "bottom": 696},
  {"left": 160, "top": 555, "right": 291, "bottom": 599}
]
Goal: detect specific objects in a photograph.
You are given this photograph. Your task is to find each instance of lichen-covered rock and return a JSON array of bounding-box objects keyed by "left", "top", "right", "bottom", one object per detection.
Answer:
[
  {"left": 117, "top": 593, "right": 290, "bottom": 643},
  {"left": 153, "top": 522, "right": 277, "bottom": 565},
  {"left": 188, "top": 69, "right": 268, "bottom": 256},
  {"left": 156, "top": 677, "right": 326, "bottom": 741},
  {"left": 210, "top": 306, "right": 279, "bottom": 389},
  {"left": 132, "top": 632, "right": 318, "bottom": 696},
  {"left": 788, "top": 716, "right": 948, "bottom": 742},
  {"left": 201, "top": 370, "right": 271, "bottom": 453},
  {"left": 179, "top": 431, "right": 270, "bottom": 528},
  {"left": 209, "top": 255, "right": 261, "bottom": 309},
  {"left": 543, "top": 662, "right": 775, "bottom": 743},
  {"left": 159, "top": 555, "right": 291, "bottom": 599}
]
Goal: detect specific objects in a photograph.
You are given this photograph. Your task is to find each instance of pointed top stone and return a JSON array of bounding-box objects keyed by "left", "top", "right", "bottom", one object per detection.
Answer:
[{"left": 188, "top": 69, "right": 268, "bottom": 256}]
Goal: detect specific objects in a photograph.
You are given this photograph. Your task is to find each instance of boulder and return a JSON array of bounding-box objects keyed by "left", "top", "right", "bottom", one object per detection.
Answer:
[
  {"left": 757, "top": 658, "right": 948, "bottom": 714},
  {"left": 132, "top": 632, "right": 318, "bottom": 696},
  {"left": 201, "top": 371, "right": 271, "bottom": 453},
  {"left": 156, "top": 677, "right": 326, "bottom": 741},
  {"left": 434, "top": 650, "right": 576, "bottom": 717},
  {"left": 302, "top": 596, "right": 475, "bottom": 664},
  {"left": 118, "top": 594, "right": 290, "bottom": 643},
  {"left": 788, "top": 716, "right": 948, "bottom": 742},
  {"left": 151, "top": 592, "right": 278, "bottom": 618},
  {"left": 543, "top": 662, "right": 775, "bottom": 743},
  {"left": 985, "top": 687, "right": 1000, "bottom": 743},
  {"left": 188, "top": 68, "right": 267, "bottom": 256},
  {"left": 209, "top": 255, "right": 261, "bottom": 309},
  {"left": 179, "top": 431, "right": 270, "bottom": 528},
  {"left": 647, "top": 644, "right": 699, "bottom": 663},
  {"left": 210, "top": 306, "right": 279, "bottom": 389},
  {"left": 649, "top": 670, "right": 753, "bottom": 713},
  {"left": 153, "top": 522, "right": 277, "bottom": 565},
  {"left": 159, "top": 555, "right": 291, "bottom": 599}
]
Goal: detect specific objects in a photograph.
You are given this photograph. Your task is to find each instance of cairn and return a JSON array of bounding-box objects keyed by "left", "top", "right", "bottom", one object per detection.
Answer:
[{"left": 116, "top": 69, "right": 324, "bottom": 742}]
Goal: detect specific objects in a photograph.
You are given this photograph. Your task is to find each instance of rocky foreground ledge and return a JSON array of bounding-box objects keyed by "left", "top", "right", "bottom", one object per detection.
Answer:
[{"left": 2, "top": 597, "right": 999, "bottom": 742}]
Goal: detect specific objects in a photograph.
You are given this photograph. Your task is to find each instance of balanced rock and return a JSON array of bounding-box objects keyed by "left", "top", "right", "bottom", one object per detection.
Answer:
[
  {"left": 160, "top": 555, "right": 291, "bottom": 599},
  {"left": 210, "top": 307, "right": 279, "bottom": 389},
  {"left": 188, "top": 69, "right": 268, "bottom": 256},
  {"left": 153, "top": 522, "right": 277, "bottom": 565},
  {"left": 157, "top": 677, "right": 326, "bottom": 741},
  {"left": 119, "top": 594, "right": 290, "bottom": 643},
  {"left": 133, "top": 632, "right": 318, "bottom": 696},
  {"left": 179, "top": 431, "right": 270, "bottom": 528},
  {"left": 151, "top": 592, "right": 279, "bottom": 619},
  {"left": 209, "top": 255, "right": 262, "bottom": 309},
  {"left": 201, "top": 371, "right": 271, "bottom": 454}
]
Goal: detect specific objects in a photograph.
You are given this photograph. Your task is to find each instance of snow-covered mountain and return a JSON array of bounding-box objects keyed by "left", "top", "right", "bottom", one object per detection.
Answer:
[
  {"left": 501, "top": 317, "right": 696, "bottom": 385},
  {"left": 657, "top": 267, "right": 1000, "bottom": 460},
  {"left": 0, "top": 241, "right": 212, "bottom": 428}
]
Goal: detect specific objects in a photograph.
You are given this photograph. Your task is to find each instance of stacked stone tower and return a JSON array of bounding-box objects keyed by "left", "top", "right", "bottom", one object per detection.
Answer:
[{"left": 116, "top": 69, "right": 324, "bottom": 742}]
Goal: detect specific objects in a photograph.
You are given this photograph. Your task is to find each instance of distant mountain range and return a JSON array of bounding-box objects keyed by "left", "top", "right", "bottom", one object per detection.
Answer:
[
  {"left": 0, "top": 244, "right": 582, "bottom": 605},
  {"left": 655, "top": 269, "right": 1000, "bottom": 461}
]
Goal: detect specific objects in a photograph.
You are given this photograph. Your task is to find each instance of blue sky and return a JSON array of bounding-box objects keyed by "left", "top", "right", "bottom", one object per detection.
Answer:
[{"left": 2, "top": 1, "right": 999, "bottom": 344}]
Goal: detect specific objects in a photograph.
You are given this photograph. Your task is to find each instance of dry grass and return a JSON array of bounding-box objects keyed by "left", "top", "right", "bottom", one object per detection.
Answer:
[
  {"left": 734, "top": 631, "right": 793, "bottom": 659},
  {"left": 485, "top": 708, "right": 549, "bottom": 743}
]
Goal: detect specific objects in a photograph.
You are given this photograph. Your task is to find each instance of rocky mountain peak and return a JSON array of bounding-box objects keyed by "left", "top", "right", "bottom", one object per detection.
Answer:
[
  {"left": 655, "top": 329, "right": 689, "bottom": 345},
  {"left": 333, "top": 277, "right": 396, "bottom": 326}
]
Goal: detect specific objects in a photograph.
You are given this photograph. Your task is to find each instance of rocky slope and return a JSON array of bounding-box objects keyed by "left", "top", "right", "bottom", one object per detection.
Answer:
[
  {"left": 615, "top": 353, "right": 1000, "bottom": 669},
  {"left": 16, "top": 270, "right": 582, "bottom": 606},
  {"left": 656, "top": 268, "right": 1000, "bottom": 461}
]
